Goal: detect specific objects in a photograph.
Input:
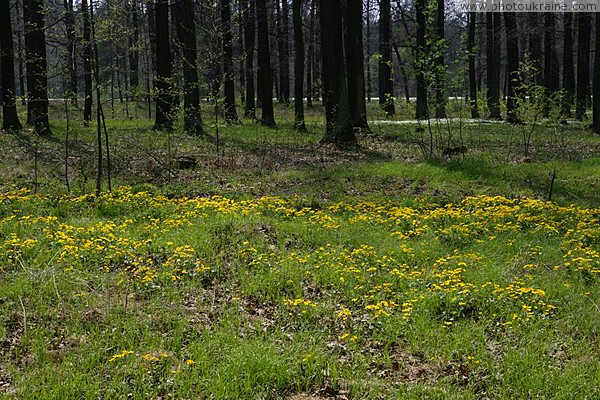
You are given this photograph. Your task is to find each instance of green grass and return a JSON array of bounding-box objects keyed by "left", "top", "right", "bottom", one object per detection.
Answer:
[{"left": 0, "top": 102, "right": 599, "bottom": 398}]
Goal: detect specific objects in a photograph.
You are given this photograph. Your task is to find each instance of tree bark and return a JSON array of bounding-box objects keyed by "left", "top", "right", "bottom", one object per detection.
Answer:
[
  {"left": 243, "top": 0, "right": 256, "bottom": 118},
  {"left": 63, "top": 0, "right": 77, "bottom": 106},
  {"left": 24, "top": 0, "right": 52, "bottom": 135},
  {"left": 378, "top": 0, "right": 394, "bottom": 116},
  {"left": 278, "top": 0, "right": 290, "bottom": 104},
  {"left": 543, "top": 13, "right": 559, "bottom": 116},
  {"left": 0, "top": 0, "right": 23, "bottom": 130},
  {"left": 319, "top": 0, "right": 355, "bottom": 145},
  {"left": 256, "top": 0, "right": 275, "bottom": 126},
  {"left": 344, "top": 0, "right": 369, "bottom": 131},
  {"left": 434, "top": 0, "right": 446, "bottom": 118},
  {"left": 221, "top": 0, "right": 238, "bottom": 122},
  {"left": 128, "top": 0, "right": 140, "bottom": 90},
  {"left": 593, "top": 13, "right": 600, "bottom": 133},
  {"left": 528, "top": 13, "right": 542, "bottom": 85},
  {"left": 415, "top": 0, "right": 427, "bottom": 119},
  {"left": 486, "top": 12, "right": 501, "bottom": 120},
  {"left": 562, "top": 13, "right": 575, "bottom": 117},
  {"left": 82, "top": 0, "right": 93, "bottom": 122},
  {"left": 468, "top": 12, "right": 479, "bottom": 119},
  {"left": 174, "top": 0, "right": 203, "bottom": 135},
  {"left": 306, "top": 0, "right": 315, "bottom": 107},
  {"left": 153, "top": 0, "right": 175, "bottom": 130},
  {"left": 292, "top": 0, "right": 306, "bottom": 131},
  {"left": 576, "top": 13, "right": 591, "bottom": 121},
  {"left": 504, "top": 12, "right": 520, "bottom": 124}
]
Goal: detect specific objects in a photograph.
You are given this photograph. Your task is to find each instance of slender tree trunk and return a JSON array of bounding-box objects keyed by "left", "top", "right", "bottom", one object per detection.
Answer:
[
  {"left": 82, "top": 0, "right": 93, "bottom": 122},
  {"left": 0, "top": 0, "right": 23, "bottom": 130},
  {"left": 256, "top": 0, "right": 275, "bottom": 125},
  {"left": 344, "top": 0, "right": 369, "bottom": 131},
  {"left": 486, "top": 12, "right": 501, "bottom": 119},
  {"left": 392, "top": 42, "right": 410, "bottom": 104},
  {"left": 319, "top": 0, "right": 355, "bottom": 145},
  {"left": 543, "top": 13, "right": 559, "bottom": 116},
  {"left": 243, "top": 0, "right": 256, "bottom": 118},
  {"left": 504, "top": 12, "right": 520, "bottom": 124},
  {"left": 279, "top": 0, "right": 290, "bottom": 104},
  {"left": 128, "top": 0, "right": 140, "bottom": 90},
  {"left": 415, "top": 0, "right": 428, "bottom": 119},
  {"left": 528, "top": 13, "right": 542, "bottom": 85},
  {"left": 562, "top": 13, "right": 575, "bottom": 117},
  {"left": 593, "top": 13, "right": 600, "bottom": 134},
  {"left": 434, "top": 0, "right": 446, "bottom": 118},
  {"left": 576, "top": 13, "right": 591, "bottom": 120},
  {"left": 153, "top": 0, "right": 175, "bottom": 130},
  {"left": 378, "top": 0, "right": 394, "bottom": 116},
  {"left": 306, "top": 0, "right": 315, "bottom": 107},
  {"left": 366, "top": 0, "right": 371, "bottom": 102},
  {"left": 468, "top": 11, "right": 479, "bottom": 118},
  {"left": 221, "top": 0, "right": 238, "bottom": 122},
  {"left": 238, "top": 0, "right": 245, "bottom": 105},
  {"left": 24, "top": 0, "right": 52, "bottom": 135},
  {"left": 174, "top": 0, "right": 203, "bottom": 135},
  {"left": 292, "top": 0, "right": 306, "bottom": 131},
  {"left": 16, "top": 0, "right": 26, "bottom": 104},
  {"left": 63, "top": 0, "right": 77, "bottom": 106}
]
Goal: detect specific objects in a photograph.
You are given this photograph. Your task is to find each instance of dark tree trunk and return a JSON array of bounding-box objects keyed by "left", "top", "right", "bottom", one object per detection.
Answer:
[
  {"left": 243, "top": 0, "right": 256, "bottom": 118},
  {"left": 0, "top": 0, "right": 23, "bottom": 130},
  {"left": 543, "top": 13, "right": 559, "bottom": 117},
  {"left": 378, "top": 0, "right": 394, "bottom": 116},
  {"left": 415, "top": 0, "right": 427, "bottom": 119},
  {"left": 392, "top": 42, "right": 410, "bottom": 104},
  {"left": 306, "top": 0, "right": 315, "bottom": 107},
  {"left": 562, "top": 13, "right": 575, "bottom": 117},
  {"left": 504, "top": 12, "right": 520, "bottom": 124},
  {"left": 433, "top": 0, "right": 446, "bottom": 118},
  {"left": 82, "top": 0, "right": 93, "bottom": 122},
  {"left": 319, "top": 0, "right": 355, "bottom": 145},
  {"left": 366, "top": 0, "right": 371, "bottom": 102},
  {"left": 292, "top": 0, "right": 306, "bottom": 131},
  {"left": 16, "top": 0, "right": 26, "bottom": 103},
  {"left": 24, "top": 0, "right": 52, "bottom": 135},
  {"left": 528, "top": 13, "right": 542, "bottom": 85},
  {"left": 279, "top": 0, "right": 290, "bottom": 104},
  {"left": 593, "top": 13, "right": 600, "bottom": 133},
  {"left": 63, "top": 0, "right": 77, "bottom": 106},
  {"left": 153, "top": 0, "right": 175, "bottom": 130},
  {"left": 468, "top": 12, "right": 479, "bottom": 119},
  {"left": 576, "top": 13, "right": 591, "bottom": 120},
  {"left": 486, "top": 12, "right": 501, "bottom": 119},
  {"left": 344, "top": 0, "right": 369, "bottom": 131},
  {"left": 256, "top": 0, "right": 275, "bottom": 125},
  {"left": 128, "top": 0, "right": 140, "bottom": 90},
  {"left": 221, "top": 0, "right": 238, "bottom": 122},
  {"left": 174, "top": 0, "right": 203, "bottom": 135}
]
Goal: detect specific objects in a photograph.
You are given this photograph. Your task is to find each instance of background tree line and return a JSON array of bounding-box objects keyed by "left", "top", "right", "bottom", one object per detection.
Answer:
[{"left": 2, "top": 0, "right": 600, "bottom": 146}]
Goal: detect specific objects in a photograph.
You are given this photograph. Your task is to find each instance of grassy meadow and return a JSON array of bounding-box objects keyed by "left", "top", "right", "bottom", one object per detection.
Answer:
[{"left": 0, "top": 100, "right": 599, "bottom": 398}]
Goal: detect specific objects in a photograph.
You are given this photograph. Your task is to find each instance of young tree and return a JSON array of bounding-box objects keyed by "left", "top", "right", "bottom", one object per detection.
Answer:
[
  {"left": 344, "top": 0, "right": 369, "bottom": 131},
  {"left": 576, "top": 13, "right": 591, "bottom": 120},
  {"left": 415, "top": 0, "right": 428, "bottom": 119},
  {"left": 292, "top": 0, "right": 306, "bottom": 131},
  {"left": 221, "top": 0, "right": 238, "bottom": 122},
  {"left": 319, "top": 0, "right": 355, "bottom": 145},
  {"left": 24, "top": 0, "right": 52, "bottom": 135},
  {"left": 256, "top": 0, "right": 275, "bottom": 126},
  {"left": 153, "top": 0, "right": 175, "bottom": 130},
  {"left": 467, "top": 11, "right": 479, "bottom": 119},
  {"left": 486, "top": 12, "right": 501, "bottom": 120},
  {"left": 0, "top": 0, "right": 23, "bottom": 130},
  {"left": 433, "top": 0, "right": 446, "bottom": 118},
  {"left": 82, "top": 0, "right": 93, "bottom": 122},
  {"left": 174, "top": 0, "right": 203, "bottom": 135},
  {"left": 243, "top": 0, "right": 256, "bottom": 119},
  {"left": 378, "top": 0, "right": 395, "bottom": 116},
  {"left": 562, "top": 13, "right": 575, "bottom": 117},
  {"left": 504, "top": 12, "right": 520, "bottom": 124}
]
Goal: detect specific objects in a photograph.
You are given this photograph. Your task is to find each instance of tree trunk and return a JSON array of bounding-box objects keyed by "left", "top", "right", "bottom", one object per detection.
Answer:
[
  {"left": 378, "top": 0, "right": 394, "bottom": 116},
  {"left": 153, "top": 0, "right": 175, "bottom": 130},
  {"left": 63, "top": 0, "right": 77, "bottom": 106},
  {"left": 306, "top": 0, "right": 315, "bottom": 107},
  {"left": 468, "top": 11, "right": 479, "bottom": 119},
  {"left": 576, "top": 13, "right": 591, "bottom": 121},
  {"left": 128, "top": 0, "right": 140, "bottom": 90},
  {"left": 0, "top": 0, "right": 23, "bottom": 130},
  {"left": 593, "top": 13, "right": 600, "bottom": 133},
  {"left": 292, "top": 0, "right": 306, "bottom": 131},
  {"left": 279, "top": 0, "right": 290, "bottom": 104},
  {"left": 392, "top": 42, "right": 410, "bottom": 104},
  {"left": 415, "top": 0, "right": 427, "bottom": 119},
  {"left": 174, "top": 0, "right": 203, "bottom": 135},
  {"left": 256, "top": 0, "right": 275, "bottom": 126},
  {"left": 82, "top": 0, "right": 93, "bottom": 122},
  {"left": 486, "top": 12, "right": 501, "bottom": 120},
  {"left": 562, "top": 13, "right": 575, "bottom": 117},
  {"left": 221, "top": 0, "right": 238, "bottom": 122},
  {"left": 344, "top": 0, "right": 369, "bottom": 131},
  {"left": 24, "top": 0, "right": 52, "bottom": 135},
  {"left": 528, "top": 13, "right": 542, "bottom": 85},
  {"left": 434, "top": 0, "right": 446, "bottom": 118},
  {"left": 365, "top": 0, "right": 371, "bottom": 102},
  {"left": 543, "top": 13, "right": 559, "bottom": 116},
  {"left": 319, "top": 0, "right": 355, "bottom": 145},
  {"left": 504, "top": 12, "right": 519, "bottom": 124},
  {"left": 243, "top": 0, "right": 256, "bottom": 118}
]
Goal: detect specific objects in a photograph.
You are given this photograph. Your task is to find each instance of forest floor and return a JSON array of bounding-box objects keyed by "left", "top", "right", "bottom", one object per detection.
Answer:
[{"left": 0, "top": 101, "right": 599, "bottom": 398}]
